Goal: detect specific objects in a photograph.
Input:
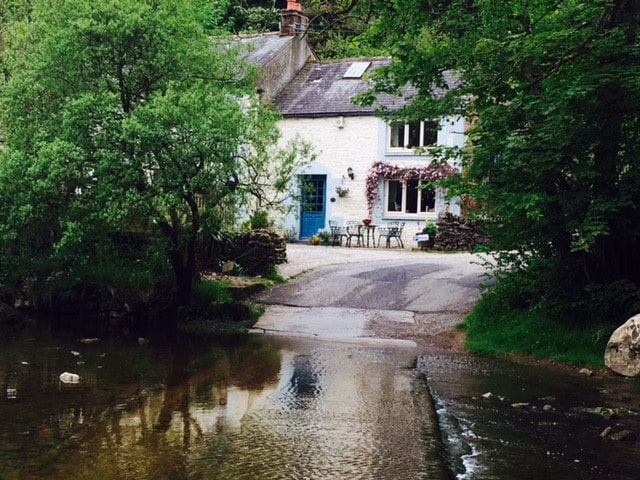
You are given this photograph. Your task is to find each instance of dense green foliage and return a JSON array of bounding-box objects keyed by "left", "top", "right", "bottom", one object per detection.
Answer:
[
  {"left": 203, "top": 0, "right": 387, "bottom": 58},
  {"left": 0, "top": 0, "right": 308, "bottom": 309},
  {"left": 300, "top": 0, "right": 388, "bottom": 58},
  {"left": 359, "top": 0, "right": 640, "bottom": 328},
  {"left": 201, "top": 0, "right": 280, "bottom": 34}
]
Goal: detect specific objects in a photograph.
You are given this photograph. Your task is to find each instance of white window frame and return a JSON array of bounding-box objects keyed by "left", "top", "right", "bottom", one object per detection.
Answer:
[
  {"left": 386, "top": 120, "right": 439, "bottom": 152},
  {"left": 383, "top": 179, "right": 438, "bottom": 217}
]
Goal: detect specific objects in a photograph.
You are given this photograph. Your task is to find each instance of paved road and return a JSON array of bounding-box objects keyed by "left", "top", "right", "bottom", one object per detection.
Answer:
[{"left": 253, "top": 244, "right": 488, "bottom": 348}]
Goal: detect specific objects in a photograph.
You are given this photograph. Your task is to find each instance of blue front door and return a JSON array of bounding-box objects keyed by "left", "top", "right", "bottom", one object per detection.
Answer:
[{"left": 300, "top": 175, "right": 326, "bottom": 239}]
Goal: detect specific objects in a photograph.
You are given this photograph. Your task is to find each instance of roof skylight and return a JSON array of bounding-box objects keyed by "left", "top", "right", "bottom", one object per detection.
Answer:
[{"left": 343, "top": 62, "right": 371, "bottom": 79}]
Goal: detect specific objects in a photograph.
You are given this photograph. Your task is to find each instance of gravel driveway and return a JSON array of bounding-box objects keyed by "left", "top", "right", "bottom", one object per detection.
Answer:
[{"left": 253, "top": 244, "right": 488, "bottom": 349}]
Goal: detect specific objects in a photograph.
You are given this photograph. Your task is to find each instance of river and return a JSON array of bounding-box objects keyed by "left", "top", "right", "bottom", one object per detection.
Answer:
[{"left": 2, "top": 317, "right": 640, "bottom": 479}]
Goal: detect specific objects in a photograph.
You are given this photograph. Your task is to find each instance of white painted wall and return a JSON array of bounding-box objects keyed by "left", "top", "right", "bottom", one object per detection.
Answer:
[
  {"left": 277, "top": 116, "right": 377, "bottom": 237},
  {"left": 277, "top": 115, "right": 465, "bottom": 247}
]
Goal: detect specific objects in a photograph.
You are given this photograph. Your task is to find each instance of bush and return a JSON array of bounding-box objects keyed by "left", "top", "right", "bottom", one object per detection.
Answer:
[
  {"left": 249, "top": 210, "right": 271, "bottom": 230},
  {"left": 422, "top": 221, "right": 437, "bottom": 236},
  {"left": 316, "top": 229, "right": 332, "bottom": 246}
]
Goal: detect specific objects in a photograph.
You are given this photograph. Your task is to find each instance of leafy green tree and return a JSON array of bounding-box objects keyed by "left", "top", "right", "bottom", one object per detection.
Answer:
[
  {"left": 0, "top": 0, "right": 307, "bottom": 307},
  {"left": 201, "top": 0, "right": 386, "bottom": 58},
  {"left": 361, "top": 0, "right": 640, "bottom": 324},
  {"left": 201, "top": 0, "right": 280, "bottom": 34},
  {"left": 302, "top": 0, "right": 387, "bottom": 58}
]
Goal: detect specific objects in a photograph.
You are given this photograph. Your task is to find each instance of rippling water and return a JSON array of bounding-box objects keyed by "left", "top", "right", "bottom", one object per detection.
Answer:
[
  {"left": 4, "top": 319, "right": 640, "bottom": 480},
  {"left": 418, "top": 353, "right": 640, "bottom": 480},
  {"left": 0, "top": 322, "right": 448, "bottom": 480}
]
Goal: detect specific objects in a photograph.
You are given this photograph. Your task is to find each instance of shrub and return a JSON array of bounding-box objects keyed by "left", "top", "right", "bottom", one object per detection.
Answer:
[
  {"left": 249, "top": 210, "right": 271, "bottom": 230},
  {"left": 316, "top": 229, "right": 332, "bottom": 246},
  {"left": 422, "top": 221, "right": 437, "bottom": 236}
]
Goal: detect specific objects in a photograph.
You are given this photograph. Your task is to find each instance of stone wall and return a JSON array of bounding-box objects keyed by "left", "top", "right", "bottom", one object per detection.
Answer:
[{"left": 433, "top": 213, "right": 486, "bottom": 251}]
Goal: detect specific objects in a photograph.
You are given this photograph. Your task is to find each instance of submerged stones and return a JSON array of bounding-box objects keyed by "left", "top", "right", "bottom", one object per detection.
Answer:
[{"left": 604, "top": 313, "right": 640, "bottom": 376}]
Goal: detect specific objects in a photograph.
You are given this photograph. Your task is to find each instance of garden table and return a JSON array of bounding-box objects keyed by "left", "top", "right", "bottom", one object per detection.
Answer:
[{"left": 360, "top": 224, "right": 377, "bottom": 248}]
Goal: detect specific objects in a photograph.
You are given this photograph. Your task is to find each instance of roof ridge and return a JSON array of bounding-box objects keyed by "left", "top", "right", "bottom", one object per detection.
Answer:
[
  {"left": 307, "top": 56, "right": 390, "bottom": 65},
  {"left": 235, "top": 31, "right": 281, "bottom": 39}
]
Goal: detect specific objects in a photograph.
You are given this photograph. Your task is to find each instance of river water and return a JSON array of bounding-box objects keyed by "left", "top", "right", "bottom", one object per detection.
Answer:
[{"left": 1, "top": 318, "right": 640, "bottom": 479}]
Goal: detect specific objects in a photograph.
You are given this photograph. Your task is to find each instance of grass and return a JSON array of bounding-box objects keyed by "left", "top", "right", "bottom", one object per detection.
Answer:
[
  {"left": 179, "top": 278, "right": 269, "bottom": 335},
  {"left": 193, "top": 279, "right": 233, "bottom": 304},
  {"left": 461, "top": 290, "right": 614, "bottom": 367}
]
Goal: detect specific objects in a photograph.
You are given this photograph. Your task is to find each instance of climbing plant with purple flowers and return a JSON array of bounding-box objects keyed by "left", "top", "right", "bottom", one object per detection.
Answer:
[{"left": 365, "top": 161, "right": 456, "bottom": 216}]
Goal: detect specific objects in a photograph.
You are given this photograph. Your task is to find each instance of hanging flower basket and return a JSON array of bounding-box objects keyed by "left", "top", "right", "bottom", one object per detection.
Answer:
[{"left": 335, "top": 186, "right": 349, "bottom": 198}]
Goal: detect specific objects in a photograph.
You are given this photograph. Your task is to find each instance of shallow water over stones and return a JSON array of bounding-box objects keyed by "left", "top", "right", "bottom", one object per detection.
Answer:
[
  {"left": 0, "top": 322, "right": 446, "bottom": 479},
  {"left": 419, "top": 353, "right": 640, "bottom": 479},
  {"left": 2, "top": 318, "right": 640, "bottom": 479}
]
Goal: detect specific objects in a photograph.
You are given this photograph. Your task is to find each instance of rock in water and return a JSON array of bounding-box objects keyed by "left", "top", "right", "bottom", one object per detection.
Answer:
[
  {"left": 605, "top": 313, "right": 640, "bottom": 376},
  {"left": 59, "top": 372, "right": 80, "bottom": 384}
]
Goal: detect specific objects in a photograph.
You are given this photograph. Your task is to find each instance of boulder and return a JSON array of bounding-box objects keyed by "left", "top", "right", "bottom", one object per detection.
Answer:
[
  {"left": 59, "top": 372, "right": 80, "bottom": 384},
  {"left": 604, "top": 314, "right": 640, "bottom": 376}
]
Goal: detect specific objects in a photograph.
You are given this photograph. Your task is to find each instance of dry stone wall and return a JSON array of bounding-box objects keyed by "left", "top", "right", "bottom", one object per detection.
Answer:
[{"left": 433, "top": 213, "right": 486, "bottom": 251}]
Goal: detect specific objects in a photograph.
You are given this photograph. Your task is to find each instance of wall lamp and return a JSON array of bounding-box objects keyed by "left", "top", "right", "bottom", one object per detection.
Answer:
[{"left": 347, "top": 167, "right": 354, "bottom": 180}]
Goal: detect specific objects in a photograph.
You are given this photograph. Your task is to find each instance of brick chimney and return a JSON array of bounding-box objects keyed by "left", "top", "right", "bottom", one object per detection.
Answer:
[{"left": 280, "top": 0, "right": 308, "bottom": 36}]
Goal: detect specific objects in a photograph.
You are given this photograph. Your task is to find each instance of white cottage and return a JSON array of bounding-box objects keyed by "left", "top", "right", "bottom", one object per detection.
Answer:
[
  {"left": 274, "top": 58, "right": 466, "bottom": 244},
  {"left": 243, "top": 1, "right": 467, "bottom": 245}
]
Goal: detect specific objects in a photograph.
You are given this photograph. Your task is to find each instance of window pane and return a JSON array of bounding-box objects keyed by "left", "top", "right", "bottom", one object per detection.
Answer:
[
  {"left": 387, "top": 180, "right": 403, "bottom": 211},
  {"left": 300, "top": 176, "right": 324, "bottom": 212},
  {"left": 390, "top": 123, "right": 404, "bottom": 148},
  {"left": 420, "top": 186, "right": 436, "bottom": 212},
  {"left": 408, "top": 122, "right": 421, "bottom": 148},
  {"left": 406, "top": 179, "right": 419, "bottom": 213},
  {"left": 423, "top": 121, "right": 438, "bottom": 146}
]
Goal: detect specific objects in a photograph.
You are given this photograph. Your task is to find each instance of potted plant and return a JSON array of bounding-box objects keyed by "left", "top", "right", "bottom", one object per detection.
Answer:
[{"left": 421, "top": 221, "right": 437, "bottom": 249}]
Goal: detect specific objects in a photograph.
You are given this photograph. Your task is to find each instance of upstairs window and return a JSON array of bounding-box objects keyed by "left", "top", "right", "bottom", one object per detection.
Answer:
[{"left": 388, "top": 121, "right": 438, "bottom": 151}]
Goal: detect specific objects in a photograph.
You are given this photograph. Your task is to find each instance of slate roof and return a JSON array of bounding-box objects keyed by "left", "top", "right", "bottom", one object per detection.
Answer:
[
  {"left": 275, "top": 59, "right": 389, "bottom": 118},
  {"left": 275, "top": 59, "right": 460, "bottom": 118},
  {"left": 237, "top": 32, "right": 295, "bottom": 66}
]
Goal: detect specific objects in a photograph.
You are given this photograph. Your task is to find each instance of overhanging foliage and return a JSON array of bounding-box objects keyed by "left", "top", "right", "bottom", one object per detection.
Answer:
[{"left": 361, "top": 0, "right": 640, "bottom": 324}]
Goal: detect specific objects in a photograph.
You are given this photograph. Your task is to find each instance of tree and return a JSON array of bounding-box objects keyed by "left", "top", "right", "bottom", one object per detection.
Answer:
[
  {"left": 202, "top": 0, "right": 387, "bottom": 58},
  {"left": 301, "top": 0, "right": 387, "bottom": 58},
  {"left": 0, "top": 0, "right": 307, "bottom": 308},
  {"left": 360, "top": 0, "right": 640, "bottom": 323},
  {"left": 201, "top": 0, "right": 280, "bottom": 34}
]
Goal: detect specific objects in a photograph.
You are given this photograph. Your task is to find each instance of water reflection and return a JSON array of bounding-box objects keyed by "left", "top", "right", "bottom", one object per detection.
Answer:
[{"left": 0, "top": 321, "right": 446, "bottom": 479}]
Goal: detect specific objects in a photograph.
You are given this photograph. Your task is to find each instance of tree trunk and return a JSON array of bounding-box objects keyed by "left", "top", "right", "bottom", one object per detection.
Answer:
[{"left": 157, "top": 198, "right": 200, "bottom": 307}]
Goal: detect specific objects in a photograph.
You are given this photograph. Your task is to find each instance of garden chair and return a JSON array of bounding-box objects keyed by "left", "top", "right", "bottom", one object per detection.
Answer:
[
  {"left": 328, "top": 220, "right": 348, "bottom": 246},
  {"left": 377, "top": 221, "right": 405, "bottom": 248},
  {"left": 346, "top": 220, "right": 364, "bottom": 247}
]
